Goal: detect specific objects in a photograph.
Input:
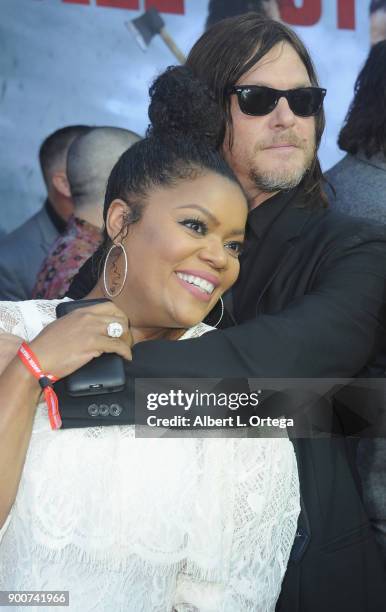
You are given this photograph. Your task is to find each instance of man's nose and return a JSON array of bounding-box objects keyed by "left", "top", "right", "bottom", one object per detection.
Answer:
[{"left": 269, "top": 96, "right": 296, "bottom": 128}]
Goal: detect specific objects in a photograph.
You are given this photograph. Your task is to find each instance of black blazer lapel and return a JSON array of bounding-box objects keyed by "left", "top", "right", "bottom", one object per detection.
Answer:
[
  {"left": 233, "top": 196, "right": 315, "bottom": 321},
  {"left": 253, "top": 206, "right": 312, "bottom": 314}
]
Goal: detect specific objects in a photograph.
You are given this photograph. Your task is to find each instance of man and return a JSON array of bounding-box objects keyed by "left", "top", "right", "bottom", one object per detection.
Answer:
[
  {"left": 326, "top": 40, "right": 386, "bottom": 221},
  {"left": 325, "top": 40, "right": 386, "bottom": 562},
  {"left": 370, "top": 0, "right": 386, "bottom": 45},
  {"left": 0, "top": 125, "right": 90, "bottom": 301},
  {"left": 205, "top": 0, "right": 280, "bottom": 29},
  {"left": 110, "top": 15, "right": 386, "bottom": 611},
  {"left": 32, "top": 127, "right": 141, "bottom": 300}
]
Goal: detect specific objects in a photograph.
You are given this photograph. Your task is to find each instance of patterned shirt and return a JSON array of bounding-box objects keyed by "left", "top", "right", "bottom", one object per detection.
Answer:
[{"left": 32, "top": 215, "right": 102, "bottom": 299}]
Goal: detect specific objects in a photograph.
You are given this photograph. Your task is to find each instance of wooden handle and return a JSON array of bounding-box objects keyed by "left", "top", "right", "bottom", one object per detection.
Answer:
[{"left": 159, "top": 27, "right": 186, "bottom": 64}]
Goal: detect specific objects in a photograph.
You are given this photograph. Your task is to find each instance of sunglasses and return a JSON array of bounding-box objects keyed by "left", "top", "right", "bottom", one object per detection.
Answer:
[{"left": 229, "top": 85, "right": 327, "bottom": 117}]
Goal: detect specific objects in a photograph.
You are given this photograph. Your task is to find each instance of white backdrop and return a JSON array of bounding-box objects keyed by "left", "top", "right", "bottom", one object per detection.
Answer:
[{"left": 0, "top": 0, "right": 370, "bottom": 233}]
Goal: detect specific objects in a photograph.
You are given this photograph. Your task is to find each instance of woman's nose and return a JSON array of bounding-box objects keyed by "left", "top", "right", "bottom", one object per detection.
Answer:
[{"left": 199, "top": 238, "right": 227, "bottom": 269}]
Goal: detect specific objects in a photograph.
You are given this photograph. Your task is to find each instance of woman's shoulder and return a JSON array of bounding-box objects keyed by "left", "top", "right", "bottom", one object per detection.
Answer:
[{"left": 0, "top": 298, "right": 71, "bottom": 339}]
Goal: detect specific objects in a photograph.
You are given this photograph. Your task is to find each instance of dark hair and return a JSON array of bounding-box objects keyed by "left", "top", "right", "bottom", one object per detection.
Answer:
[
  {"left": 39, "top": 125, "right": 91, "bottom": 186},
  {"left": 67, "top": 67, "right": 244, "bottom": 299},
  {"left": 206, "top": 0, "right": 270, "bottom": 30},
  {"left": 370, "top": 0, "right": 386, "bottom": 15},
  {"left": 338, "top": 41, "right": 386, "bottom": 158},
  {"left": 186, "top": 13, "right": 327, "bottom": 206}
]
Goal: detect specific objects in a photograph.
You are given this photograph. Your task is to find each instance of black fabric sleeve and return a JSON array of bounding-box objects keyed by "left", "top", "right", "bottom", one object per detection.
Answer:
[{"left": 128, "top": 234, "right": 386, "bottom": 380}]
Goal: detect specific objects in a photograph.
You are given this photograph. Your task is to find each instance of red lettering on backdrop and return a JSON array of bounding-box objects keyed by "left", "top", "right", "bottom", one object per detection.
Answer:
[
  {"left": 62, "top": 0, "right": 90, "bottom": 5},
  {"left": 145, "top": 0, "right": 184, "bottom": 14},
  {"left": 280, "top": 0, "right": 322, "bottom": 27},
  {"left": 337, "top": 0, "right": 355, "bottom": 29},
  {"left": 95, "top": 0, "right": 139, "bottom": 8}
]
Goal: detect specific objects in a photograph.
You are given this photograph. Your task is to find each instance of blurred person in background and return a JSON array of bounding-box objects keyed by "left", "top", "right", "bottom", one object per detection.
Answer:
[
  {"left": 206, "top": 0, "right": 281, "bottom": 29},
  {"left": 325, "top": 40, "right": 386, "bottom": 563},
  {"left": 0, "top": 125, "right": 90, "bottom": 301},
  {"left": 325, "top": 41, "right": 386, "bottom": 222},
  {"left": 32, "top": 127, "right": 141, "bottom": 300},
  {"left": 370, "top": 0, "right": 386, "bottom": 45}
]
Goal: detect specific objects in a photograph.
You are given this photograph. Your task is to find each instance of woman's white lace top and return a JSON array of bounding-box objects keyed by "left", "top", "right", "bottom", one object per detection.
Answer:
[{"left": 0, "top": 300, "right": 300, "bottom": 612}]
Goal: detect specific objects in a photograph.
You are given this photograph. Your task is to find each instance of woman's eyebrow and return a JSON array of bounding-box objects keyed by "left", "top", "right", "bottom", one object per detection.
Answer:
[
  {"left": 175, "top": 204, "right": 218, "bottom": 224},
  {"left": 176, "top": 204, "right": 245, "bottom": 236}
]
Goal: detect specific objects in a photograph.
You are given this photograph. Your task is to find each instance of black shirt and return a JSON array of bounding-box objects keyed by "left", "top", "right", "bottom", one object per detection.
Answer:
[{"left": 233, "top": 188, "right": 299, "bottom": 322}]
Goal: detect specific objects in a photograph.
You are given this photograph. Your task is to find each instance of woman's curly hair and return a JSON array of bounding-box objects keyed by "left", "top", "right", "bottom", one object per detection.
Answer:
[
  {"left": 147, "top": 65, "right": 225, "bottom": 149},
  {"left": 338, "top": 41, "right": 386, "bottom": 158}
]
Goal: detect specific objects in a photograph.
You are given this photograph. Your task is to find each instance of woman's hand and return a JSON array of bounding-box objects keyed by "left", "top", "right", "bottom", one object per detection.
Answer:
[
  {"left": 0, "top": 333, "right": 23, "bottom": 375},
  {"left": 29, "top": 301, "right": 133, "bottom": 380}
]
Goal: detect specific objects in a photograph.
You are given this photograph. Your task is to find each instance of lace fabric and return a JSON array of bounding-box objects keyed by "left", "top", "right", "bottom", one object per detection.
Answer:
[{"left": 0, "top": 300, "right": 300, "bottom": 612}]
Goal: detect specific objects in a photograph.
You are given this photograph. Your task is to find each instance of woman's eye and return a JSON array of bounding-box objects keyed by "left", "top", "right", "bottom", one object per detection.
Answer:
[
  {"left": 225, "top": 241, "right": 244, "bottom": 257},
  {"left": 180, "top": 218, "right": 208, "bottom": 235}
]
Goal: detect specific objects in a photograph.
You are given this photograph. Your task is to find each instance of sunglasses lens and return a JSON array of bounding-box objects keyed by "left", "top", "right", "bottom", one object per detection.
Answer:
[
  {"left": 237, "top": 87, "right": 277, "bottom": 116},
  {"left": 234, "top": 87, "right": 325, "bottom": 117},
  {"left": 288, "top": 88, "right": 324, "bottom": 116}
]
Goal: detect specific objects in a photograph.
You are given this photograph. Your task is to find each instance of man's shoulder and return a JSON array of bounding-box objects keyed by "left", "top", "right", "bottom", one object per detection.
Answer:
[
  {"left": 325, "top": 154, "right": 356, "bottom": 180},
  {"left": 0, "top": 209, "right": 45, "bottom": 246},
  {"left": 0, "top": 208, "right": 57, "bottom": 261},
  {"left": 304, "top": 204, "right": 386, "bottom": 245}
]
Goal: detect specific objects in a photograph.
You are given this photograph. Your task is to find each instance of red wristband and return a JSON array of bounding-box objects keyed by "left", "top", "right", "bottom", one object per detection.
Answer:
[{"left": 17, "top": 342, "right": 62, "bottom": 430}]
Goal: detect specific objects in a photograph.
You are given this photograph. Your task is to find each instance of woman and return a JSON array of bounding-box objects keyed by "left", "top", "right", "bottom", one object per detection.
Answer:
[{"left": 0, "top": 67, "right": 300, "bottom": 611}]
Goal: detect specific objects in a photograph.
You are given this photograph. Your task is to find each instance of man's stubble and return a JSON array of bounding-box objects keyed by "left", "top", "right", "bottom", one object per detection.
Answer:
[{"left": 248, "top": 133, "right": 316, "bottom": 193}]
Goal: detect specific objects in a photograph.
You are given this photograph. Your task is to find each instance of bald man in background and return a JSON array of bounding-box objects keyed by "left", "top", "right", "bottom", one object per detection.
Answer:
[
  {"left": 32, "top": 126, "right": 141, "bottom": 300},
  {"left": 0, "top": 125, "right": 90, "bottom": 301}
]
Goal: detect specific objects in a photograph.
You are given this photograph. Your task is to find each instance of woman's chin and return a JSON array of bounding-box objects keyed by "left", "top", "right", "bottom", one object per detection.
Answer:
[{"left": 174, "top": 313, "right": 207, "bottom": 330}]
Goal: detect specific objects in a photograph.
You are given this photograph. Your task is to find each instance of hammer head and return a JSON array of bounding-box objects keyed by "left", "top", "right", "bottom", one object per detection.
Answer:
[{"left": 128, "top": 8, "right": 165, "bottom": 51}]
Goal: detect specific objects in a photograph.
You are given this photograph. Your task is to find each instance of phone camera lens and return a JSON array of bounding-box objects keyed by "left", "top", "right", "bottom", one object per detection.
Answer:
[
  {"left": 109, "top": 403, "right": 123, "bottom": 417},
  {"left": 88, "top": 404, "right": 99, "bottom": 417},
  {"left": 99, "top": 404, "right": 110, "bottom": 417}
]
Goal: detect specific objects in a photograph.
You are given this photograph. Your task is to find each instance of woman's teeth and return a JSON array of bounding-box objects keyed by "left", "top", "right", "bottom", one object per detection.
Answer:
[{"left": 176, "top": 273, "right": 215, "bottom": 295}]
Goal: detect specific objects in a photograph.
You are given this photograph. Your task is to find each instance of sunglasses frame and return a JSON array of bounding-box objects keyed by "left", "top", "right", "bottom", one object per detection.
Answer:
[{"left": 229, "top": 85, "right": 327, "bottom": 117}]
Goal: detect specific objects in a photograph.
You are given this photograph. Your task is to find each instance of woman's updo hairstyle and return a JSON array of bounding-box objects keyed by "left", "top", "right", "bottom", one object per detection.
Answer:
[
  {"left": 67, "top": 66, "right": 243, "bottom": 299},
  {"left": 147, "top": 64, "right": 224, "bottom": 148}
]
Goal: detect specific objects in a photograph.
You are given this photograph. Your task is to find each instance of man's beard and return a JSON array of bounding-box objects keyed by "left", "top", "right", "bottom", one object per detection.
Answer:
[
  {"left": 249, "top": 162, "right": 310, "bottom": 193},
  {"left": 249, "top": 137, "right": 316, "bottom": 193}
]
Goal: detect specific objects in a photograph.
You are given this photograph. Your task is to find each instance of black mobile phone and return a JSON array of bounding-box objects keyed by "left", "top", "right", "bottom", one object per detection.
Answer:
[
  {"left": 56, "top": 299, "right": 126, "bottom": 397},
  {"left": 53, "top": 299, "right": 133, "bottom": 428}
]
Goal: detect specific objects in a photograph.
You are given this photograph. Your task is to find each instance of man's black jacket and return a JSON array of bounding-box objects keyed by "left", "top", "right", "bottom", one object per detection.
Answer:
[{"left": 127, "top": 186, "right": 386, "bottom": 611}]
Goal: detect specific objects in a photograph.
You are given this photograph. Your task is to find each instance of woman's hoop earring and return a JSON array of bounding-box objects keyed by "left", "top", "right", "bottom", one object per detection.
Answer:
[
  {"left": 212, "top": 297, "right": 224, "bottom": 328},
  {"left": 103, "top": 242, "right": 128, "bottom": 298}
]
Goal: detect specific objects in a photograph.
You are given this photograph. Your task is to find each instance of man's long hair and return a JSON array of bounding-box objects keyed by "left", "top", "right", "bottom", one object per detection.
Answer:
[
  {"left": 186, "top": 13, "right": 327, "bottom": 205},
  {"left": 338, "top": 41, "right": 386, "bottom": 158}
]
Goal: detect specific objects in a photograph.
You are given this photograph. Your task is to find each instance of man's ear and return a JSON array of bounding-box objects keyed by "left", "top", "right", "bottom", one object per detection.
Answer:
[
  {"left": 105, "top": 199, "right": 130, "bottom": 240},
  {"left": 52, "top": 172, "right": 71, "bottom": 198}
]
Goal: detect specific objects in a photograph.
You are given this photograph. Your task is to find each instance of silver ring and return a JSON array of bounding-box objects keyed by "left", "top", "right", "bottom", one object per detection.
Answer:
[{"left": 107, "top": 321, "right": 123, "bottom": 338}]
